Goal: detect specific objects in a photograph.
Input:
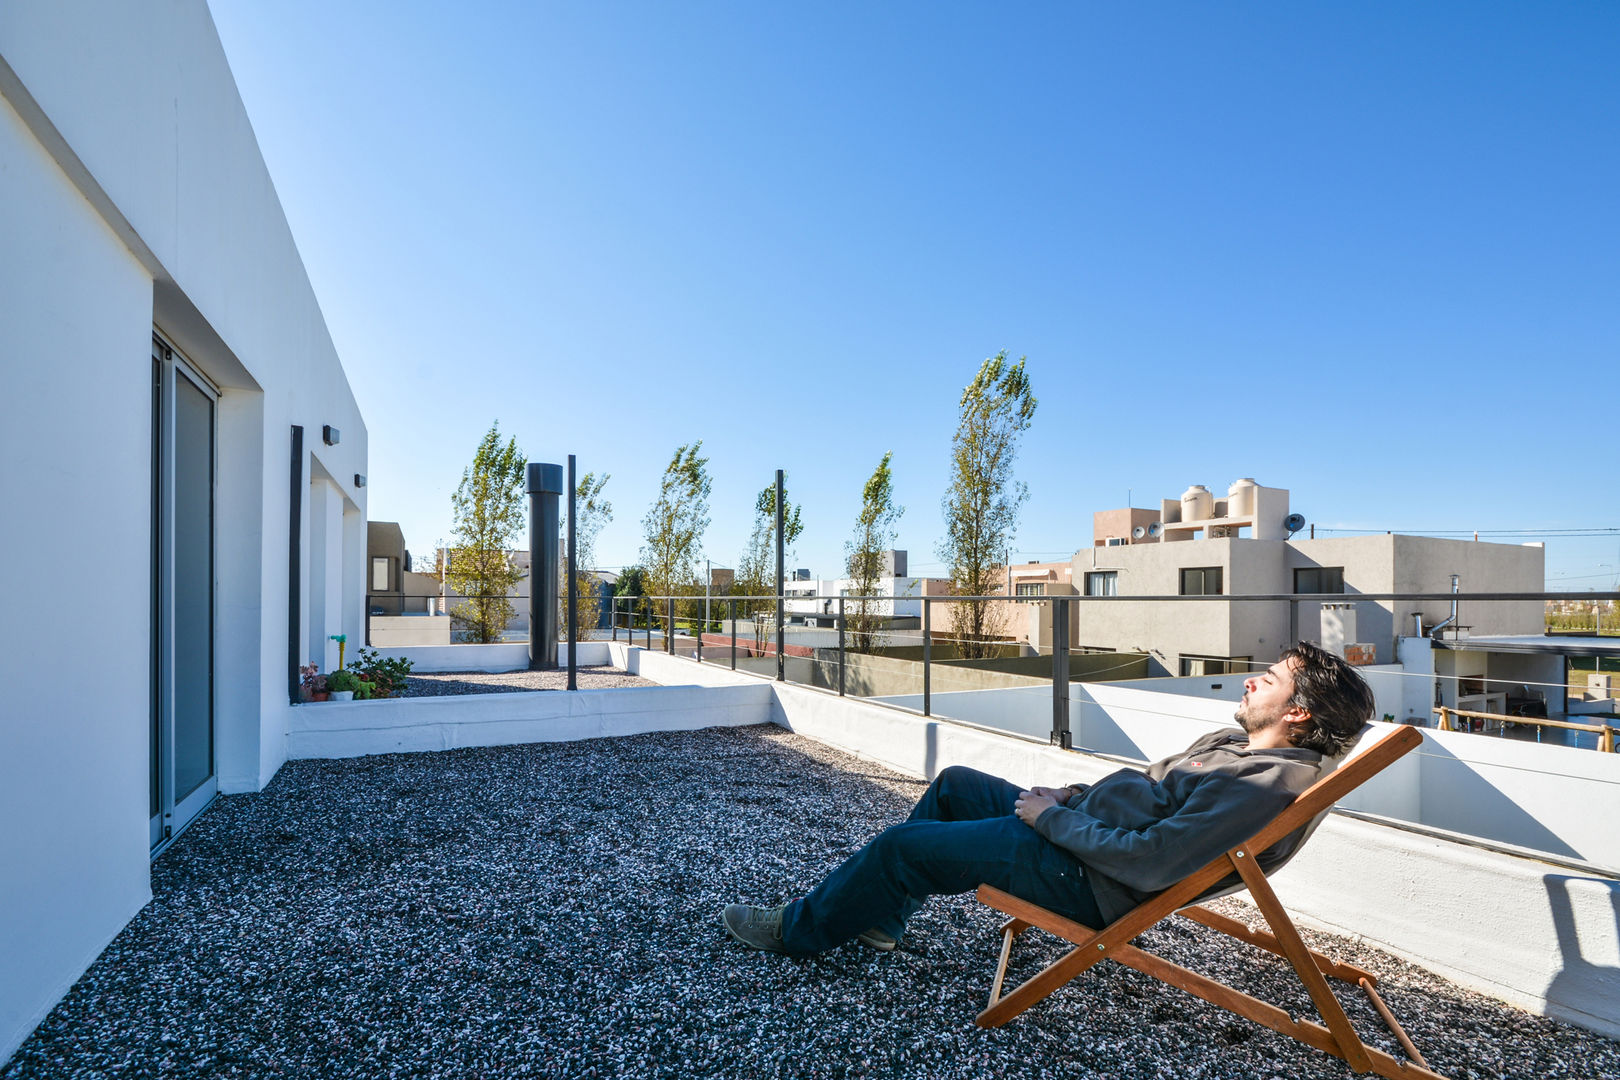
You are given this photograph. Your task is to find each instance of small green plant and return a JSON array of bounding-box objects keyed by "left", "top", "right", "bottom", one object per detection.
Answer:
[
  {"left": 326, "top": 669, "right": 361, "bottom": 694},
  {"left": 349, "top": 647, "right": 414, "bottom": 698}
]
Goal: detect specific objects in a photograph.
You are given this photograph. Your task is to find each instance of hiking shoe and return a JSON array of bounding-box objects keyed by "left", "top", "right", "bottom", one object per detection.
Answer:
[
  {"left": 722, "top": 903, "right": 788, "bottom": 953},
  {"left": 857, "top": 928, "right": 897, "bottom": 952}
]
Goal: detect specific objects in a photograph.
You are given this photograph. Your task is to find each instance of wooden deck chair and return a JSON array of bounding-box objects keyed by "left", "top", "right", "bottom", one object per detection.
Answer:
[{"left": 975, "top": 724, "right": 1445, "bottom": 1080}]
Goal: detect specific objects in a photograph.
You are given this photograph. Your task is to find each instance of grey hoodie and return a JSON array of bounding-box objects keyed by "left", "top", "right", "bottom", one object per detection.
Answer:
[{"left": 1033, "top": 729, "right": 1326, "bottom": 924}]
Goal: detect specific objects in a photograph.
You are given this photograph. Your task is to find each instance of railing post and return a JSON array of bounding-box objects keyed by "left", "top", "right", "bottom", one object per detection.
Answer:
[
  {"left": 611, "top": 596, "right": 618, "bottom": 643},
  {"left": 775, "top": 469, "right": 785, "bottom": 683},
  {"left": 566, "top": 454, "right": 577, "bottom": 692},
  {"left": 1051, "top": 596, "right": 1072, "bottom": 749},
  {"left": 666, "top": 597, "right": 675, "bottom": 655},
  {"left": 1438, "top": 706, "right": 1451, "bottom": 731},
  {"left": 838, "top": 595, "right": 846, "bottom": 697},
  {"left": 923, "top": 596, "right": 932, "bottom": 717},
  {"left": 645, "top": 599, "right": 652, "bottom": 650},
  {"left": 696, "top": 608, "right": 703, "bottom": 664},
  {"left": 730, "top": 599, "right": 737, "bottom": 671}
]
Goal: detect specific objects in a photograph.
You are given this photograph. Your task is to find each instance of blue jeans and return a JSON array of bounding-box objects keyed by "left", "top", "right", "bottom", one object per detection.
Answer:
[{"left": 778, "top": 765, "right": 1104, "bottom": 955}]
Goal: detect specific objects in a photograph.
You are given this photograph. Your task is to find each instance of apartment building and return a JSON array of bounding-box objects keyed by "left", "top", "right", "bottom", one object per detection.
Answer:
[{"left": 1066, "top": 481, "right": 1544, "bottom": 676}]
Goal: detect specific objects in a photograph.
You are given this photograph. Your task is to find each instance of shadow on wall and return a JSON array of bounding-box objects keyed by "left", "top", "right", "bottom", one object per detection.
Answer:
[
  {"left": 1541, "top": 875, "right": 1620, "bottom": 1034},
  {"left": 1418, "top": 740, "right": 1583, "bottom": 860}
]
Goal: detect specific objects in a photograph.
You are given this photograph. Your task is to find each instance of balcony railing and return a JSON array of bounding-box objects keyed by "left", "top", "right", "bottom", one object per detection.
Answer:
[{"left": 611, "top": 589, "right": 1620, "bottom": 752}]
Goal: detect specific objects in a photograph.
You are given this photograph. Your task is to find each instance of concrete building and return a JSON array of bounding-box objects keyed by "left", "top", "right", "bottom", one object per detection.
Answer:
[
  {"left": 1, "top": 4, "right": 366, "bottom": 1062},
  {"left": 1069, "top": 482, "right": 1545, "bottom": 676},
  {"left": 781, "top": 551, "right": 941, "bottom": 627}
]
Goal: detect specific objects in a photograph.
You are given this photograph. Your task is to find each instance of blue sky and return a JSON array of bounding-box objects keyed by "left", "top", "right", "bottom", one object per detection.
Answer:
[{"left": 209, "top": 1, "right": 1618, "bottom": 588}]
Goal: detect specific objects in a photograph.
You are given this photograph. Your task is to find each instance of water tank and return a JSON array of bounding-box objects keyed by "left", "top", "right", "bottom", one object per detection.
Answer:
[
  {"left": 1227, "top": 478, "right": 1257, "bottom": 517},
  {"left": 1180, "top": 485, "right": 1213, "bottom": 522}
]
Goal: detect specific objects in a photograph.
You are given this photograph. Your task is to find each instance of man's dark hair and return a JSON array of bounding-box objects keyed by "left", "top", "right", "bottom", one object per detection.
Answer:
[{"left": 1279, "top": 641, "right": 1376, "bottom": 757}]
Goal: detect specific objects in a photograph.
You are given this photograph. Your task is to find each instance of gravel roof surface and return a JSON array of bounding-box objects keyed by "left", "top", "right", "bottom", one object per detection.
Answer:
[
  {"left": 7, "top": 725, "right": 1615, "bottom": 1079},
  {"left": 399, "top": 666, "right": 655, "bottom": 696}
]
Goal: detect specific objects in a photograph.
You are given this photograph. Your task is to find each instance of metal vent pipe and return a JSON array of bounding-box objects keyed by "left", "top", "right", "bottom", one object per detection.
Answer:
[
  {"left": 1427, "top": 575, "right": 1460, "bottom": 639},
  {"left": 527, "top": 462, "right": 564, "bottom": 669}
]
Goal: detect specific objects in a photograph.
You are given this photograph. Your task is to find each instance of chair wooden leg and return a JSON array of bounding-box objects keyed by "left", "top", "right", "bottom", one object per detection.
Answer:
[
  {"left": 1180, "top": 904, "right": 1377, "bottom": 986},
  {"left": 1360, "top": 978, "right": 1430, "bottom": 1070},
  {"left": 1233, "top": 850, "right": 1374, "bottom": 1074},
  {"left": 986, "top": 920, "right": 1028, "bottom": 1011}
]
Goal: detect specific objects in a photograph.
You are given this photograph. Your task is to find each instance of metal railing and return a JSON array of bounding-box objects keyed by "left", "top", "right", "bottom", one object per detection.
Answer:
[{"left": 612, "top": 588, "right": 1620, "bottom": 752}]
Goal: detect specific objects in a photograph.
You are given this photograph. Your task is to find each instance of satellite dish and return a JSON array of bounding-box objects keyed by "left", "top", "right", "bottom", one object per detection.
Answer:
[
  {"left": 1147, "top": 522, "right": 1163, "bottom": 538},
  {"left": 1131, "top": 525, "right": 1147, "bottom": 540},
  {"left": 1284, "top": 513, "right": 1306, "bottom": 536}
]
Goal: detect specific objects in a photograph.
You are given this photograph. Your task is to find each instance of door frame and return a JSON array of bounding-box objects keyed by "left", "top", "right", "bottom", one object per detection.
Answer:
[{"left": 150, "top": 331, "right": 220, "bottom": 853}]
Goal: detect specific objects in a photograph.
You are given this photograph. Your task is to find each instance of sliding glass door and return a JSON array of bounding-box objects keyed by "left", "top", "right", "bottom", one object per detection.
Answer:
[{"left": 150, "top": 335, "right": 217, "bottom": 851}]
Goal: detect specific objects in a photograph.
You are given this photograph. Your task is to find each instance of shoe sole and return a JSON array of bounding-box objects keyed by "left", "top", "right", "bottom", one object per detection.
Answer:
[{"left": 857, "top": 931, "right": 897, "bottom": 952}]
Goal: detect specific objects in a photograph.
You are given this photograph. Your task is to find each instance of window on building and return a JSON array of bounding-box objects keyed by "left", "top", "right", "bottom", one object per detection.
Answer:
[
  {"left": 1179, "top": 654, "right": 1251, "bottom": 677},
  {"left": 1085, "top": 571, "right": 1118, "bottom": 596},
  {"left": 1014, "top": 582, "right": 1046, "bottom": 596},
  {"left": 372, "top": 556, "right": 392, "bottom": 592},
  {"left": 1179, "top": 567, "right": 1223, "bottom": 595},
  {"left": 1294, "top": 566, "right": 1345, "bottom": 594}
]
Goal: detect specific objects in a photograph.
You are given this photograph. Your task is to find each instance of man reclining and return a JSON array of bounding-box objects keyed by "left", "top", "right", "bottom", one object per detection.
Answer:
[{"left": 722, "top": 641, "right": 1375, "bottom": 955}]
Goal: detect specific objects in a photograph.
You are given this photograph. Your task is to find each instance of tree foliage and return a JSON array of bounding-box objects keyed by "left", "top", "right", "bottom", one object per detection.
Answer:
[
  {"left": 937, "top": 351, "right": 1037, "bottom": 659},
  {"left": 640, "top": 443, "right": 712, "bottom": 610},
  {"left": 734, "top": 477, "right": 806, "bottom": 638},
  {"left": 445, "top": 423, "right": 527, "bottom": 644},
  {"left": 845, "top": 452, "right": 903, "bottom": 654},
  {"left": 559, "top": 471, "right": 612, "bottom": 640}
]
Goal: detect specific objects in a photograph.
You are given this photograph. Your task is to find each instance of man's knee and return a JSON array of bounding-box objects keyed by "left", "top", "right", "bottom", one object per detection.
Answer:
[{"left": 934, "top": 764, "right": 984, "bottom": 792}]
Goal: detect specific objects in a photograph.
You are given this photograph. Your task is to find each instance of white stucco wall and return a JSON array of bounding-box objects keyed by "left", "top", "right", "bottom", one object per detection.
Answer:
[
  {"left": 0, "top": 83, "right": 157, "bottom": 1069},
  {"left": 1, "top": 1, "right": 367, "bottom": 1063}
]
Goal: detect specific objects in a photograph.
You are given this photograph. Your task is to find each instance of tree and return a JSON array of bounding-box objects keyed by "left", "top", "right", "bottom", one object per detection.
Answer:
[
  {"left": 615, "top": 565, "right": 647, "bottom": 629},
  {"left": 445, "top": 423, "right": 527, "bottom": 643},
  {"left": 734, "top": 476, "right": 806, "bottom": 643},
  {"left": 640, "top": 443, "right": 712, "bottom": 618},
  {"left": 937, "top": 351, "right": 1037, "bottom": 659},
  {"left": 559, "top": 471, "right": 612, "bottom": 641},
  {"left": 845, "top": 452, "right": 903, "bottom": 654}
]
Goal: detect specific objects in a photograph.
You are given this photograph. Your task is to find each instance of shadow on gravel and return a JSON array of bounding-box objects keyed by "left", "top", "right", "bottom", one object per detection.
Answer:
[{"left": 5, "top": 724, "right": 1616, "bottom": 1080}]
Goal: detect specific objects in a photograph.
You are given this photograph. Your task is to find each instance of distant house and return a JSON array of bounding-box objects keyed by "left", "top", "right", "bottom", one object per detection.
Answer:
[{"left": 1054, "top": 479, "right": 1543, "bottom": 676}]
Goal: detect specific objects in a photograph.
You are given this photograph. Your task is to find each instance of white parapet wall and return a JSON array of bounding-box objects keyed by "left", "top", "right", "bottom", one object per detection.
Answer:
[
  {"left": 612, "top": 644, "right": 1620, "bottom": 1039},
  {"left": 371, "top": 641, "right": 612, "bottom": 674},
  {"left": 289, "top": 681, "right": 774, "bottom": 759}
]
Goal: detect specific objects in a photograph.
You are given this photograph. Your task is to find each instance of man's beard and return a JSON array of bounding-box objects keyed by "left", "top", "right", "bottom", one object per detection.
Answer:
[{"left": 1235, "top": 699, "right": 1274, "bottom": 735}]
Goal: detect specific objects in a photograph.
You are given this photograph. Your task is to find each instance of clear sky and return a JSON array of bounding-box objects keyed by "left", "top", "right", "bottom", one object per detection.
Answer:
[{"left": 208, "top": 1, "right": 1618, "bottom": 589}]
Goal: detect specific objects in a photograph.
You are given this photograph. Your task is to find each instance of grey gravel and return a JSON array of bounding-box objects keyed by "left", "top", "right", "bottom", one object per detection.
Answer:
[
  {"left": 399, "top": 666, "right": 655, "bottom": 696},
  {"left": 6, "top": 725, "right": 1616, "bottom": 1079}
]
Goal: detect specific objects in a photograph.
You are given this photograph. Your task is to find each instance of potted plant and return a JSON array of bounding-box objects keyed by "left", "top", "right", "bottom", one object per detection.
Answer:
[
  {"left": 348, "top": 646, "right": 414, "bottom": 699},
  {"left": 299, "top": 663, "right": 328, "bottom": 703},
  {"left": 327, "top": 669, "right": 361, "bottom": 702}
]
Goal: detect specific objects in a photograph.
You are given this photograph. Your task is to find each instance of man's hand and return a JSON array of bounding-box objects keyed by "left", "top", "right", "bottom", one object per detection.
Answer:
[
  {"left": 1028, "top": 785, "right": 1078, "bottom": 804},
  {"left": 1014, "top": 790, "right": 1059, "bottom": 827}
]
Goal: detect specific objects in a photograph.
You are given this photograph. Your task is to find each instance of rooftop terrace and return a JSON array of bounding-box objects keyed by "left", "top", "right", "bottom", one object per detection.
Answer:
[{"left": 6, "top": 726, "right": 1614, "bottom": 1079}]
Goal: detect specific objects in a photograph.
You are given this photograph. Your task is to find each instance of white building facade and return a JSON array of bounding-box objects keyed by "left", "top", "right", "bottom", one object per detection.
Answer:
[
  {"left": 1070, "top": 483, "right": 1545, "bottom": 676},
  {"left": 1, "top": 2, "right": 366, "bottom": 1062}
]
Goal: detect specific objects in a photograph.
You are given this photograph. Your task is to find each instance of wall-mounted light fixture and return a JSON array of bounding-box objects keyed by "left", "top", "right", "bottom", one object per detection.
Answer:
[
  {"left": 323, "top": 425, "right": 341, "bottom": 446},
  {"left": 354, "top": 473, "right": 366, "bottom": 488}
]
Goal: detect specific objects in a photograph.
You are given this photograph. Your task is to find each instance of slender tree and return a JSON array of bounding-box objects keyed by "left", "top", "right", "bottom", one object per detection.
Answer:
[
  {"left": 445, "top": 423, "right": 527, "bottom": 643},
  {"left": 734, "top": 477, "right": 805, "bottom": 643},
  {"left": 640, "top": 443, "right": 712, "bottom": 617},
  {"left": 559, "top": 471, "right": 612, "bottom": 640},
  {"left": 845, "top": 452, "right": 903, "bottom": 653},
  {"left": 937, "top": 351, "right": 1037, "bottom": 659}
]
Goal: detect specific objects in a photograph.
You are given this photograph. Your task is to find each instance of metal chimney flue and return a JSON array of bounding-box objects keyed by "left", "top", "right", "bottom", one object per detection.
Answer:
[{"left": 527, "top": 462, "right": 565, "bottom": 669}]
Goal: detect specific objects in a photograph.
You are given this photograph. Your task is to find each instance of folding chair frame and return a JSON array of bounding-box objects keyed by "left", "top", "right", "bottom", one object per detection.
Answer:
[{"left": 975, "top": 725, "right": 1444, "bottom": 1079}]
